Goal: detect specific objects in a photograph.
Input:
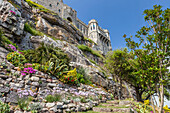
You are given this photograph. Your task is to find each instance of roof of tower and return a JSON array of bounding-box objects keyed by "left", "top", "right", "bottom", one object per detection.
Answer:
[
  {"left": 88, "top": 19, "right": 98, "bottom": 24},
  {"left": 104, "top": 29, "right": 109, "bottom": 33}
]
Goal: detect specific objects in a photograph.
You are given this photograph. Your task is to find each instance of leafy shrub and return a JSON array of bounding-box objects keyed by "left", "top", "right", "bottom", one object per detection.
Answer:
[
  {"left": 61, "top": 68, "right": 78, "bottom": 84},
  {"left": 77, "top": 44, "right": 104, "bottom": 59},
  {"left": 17, "top": 97, "right": 30, "bottom": 111},
  {"left": 80, "top": 97, "right": 87, "bottom": 103},
  {"left": 23, "top": 44, "right": 69, "bottom": 65},
  {"left": 6, "top": 52, "right": 27, "bottom": 67},
  {"left": 29, "top": 103, "right": 43, "bottom": 112},
  {"left": 77, "top": 67, "right": 92, "bottom": 85},
  {"left": 45, "top": 94, "right": 61, "bottom": 102},
  {"left": 0, "top": 29, "right": 18, "bottom": 51},
  {"left": 0, "top": 100, "right": 10, "bottom": 113},
  {"left": 22, "top": 44, "right": 69, "bottom": 77}
]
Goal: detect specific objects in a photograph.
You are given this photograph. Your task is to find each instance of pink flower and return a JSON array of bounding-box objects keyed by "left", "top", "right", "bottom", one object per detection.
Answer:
[
  {"left": 21, "top": 72, "right": 26, "bottom": 76},
  {"left": 9, "top": 10, "right": 16, "bottom": 15},
  {"left": 18, "top": 52, "right": 23, "bottom": 54}
]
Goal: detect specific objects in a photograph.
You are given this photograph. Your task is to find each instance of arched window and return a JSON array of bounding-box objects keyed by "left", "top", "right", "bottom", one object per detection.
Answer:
[
  {"left": 59, "top": 9, "right": 61, "bottom": 13},
  {"left": 57, "top": 2, "right": 59, "bottom": 6},
  {"left": 93, "top": 24, "right": 95, "bottom": 30},
  {"left": 49, "top": 4, "right": 52, "bottom": 7},
  {"left": 91, "top": 26, "right": 92, "bottom": 30}
]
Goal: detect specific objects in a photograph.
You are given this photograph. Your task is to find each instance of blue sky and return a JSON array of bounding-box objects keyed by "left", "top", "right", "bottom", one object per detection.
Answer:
[{"left": 64, "top": 0, "right": 170, "bottom": 50}]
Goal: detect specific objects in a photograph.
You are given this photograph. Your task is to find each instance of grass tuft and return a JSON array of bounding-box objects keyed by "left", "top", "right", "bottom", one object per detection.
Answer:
[{"left": 77, "top": 44, "right": 104, "bottom": 60}]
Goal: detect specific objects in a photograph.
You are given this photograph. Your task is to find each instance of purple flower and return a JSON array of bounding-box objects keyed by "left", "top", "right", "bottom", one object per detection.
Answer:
[
  {"left": 28, "top": 90, "right": 34, "bottom": 96},
  {"left": 22, "top": 90, "right": 29, "bottom": 96}
]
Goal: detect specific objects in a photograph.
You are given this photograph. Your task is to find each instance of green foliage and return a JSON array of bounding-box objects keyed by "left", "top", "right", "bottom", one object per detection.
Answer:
[
  {"left": 132, "top": 101, "right": 153, "bottom": 113},
  {"left": 7, "top": 0, "right": 21, "bottom": 9},
  {"left": 24, "top": 23, "right": 44, "bottom": 36},
  {"left": 89, "top": 59, "right": 97, "bottom": 65},
  {"left": 80, "top": 97, "right": 87, "bottom": 103},
  {"left": 77, "top": 44, "right": 104, "bottom": 59},
  {"left": 77, "top": 73, "right": 85, "bottom": 84},
  {"left": 45, "top": 94, "right": 61, "bottom": 102},
  {"left": 6, "top": 52, "right": 27, "bottom": 67},
  {"left": 17, "top": 98, "right": 30, "bottom": 111},
  {"left": 22, "top": 44, "right": 69, "bottom": 77},
  {"left": 0, "top": 29, "right": 18, "bottom": 51},
  {"left": 0, "top": 100, "right": 10, "bottom": 113},
  {"left": 105, "top": 48, "right": 146, "bottom": 101},
  {"left": 77, "top": 67, "right": 92, "bottom": 85},
  {"left": 61, "top": 68, "right": 78, "bottom": 85},
  {"left": 124, "top": 5, "right": 170, "bottom": 112},
  {"left": 164, "top": 88, "right": 170, "bottom": 100},
  {"left": 84, "top": 37, "right": 97, "bottom": 45},
  {"left": 25, "top": 0, "right": 57, "bottom": 15}
]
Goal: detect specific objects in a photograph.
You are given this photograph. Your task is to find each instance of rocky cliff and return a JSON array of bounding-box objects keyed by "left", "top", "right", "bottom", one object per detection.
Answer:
[{"left": 0, "top": 0, "right": 114, "bottom": 89}]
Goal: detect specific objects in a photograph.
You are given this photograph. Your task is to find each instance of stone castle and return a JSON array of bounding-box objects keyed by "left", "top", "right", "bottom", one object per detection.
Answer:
[
  {"left": 30, "top": 0, "right": 112, "bottom": 54},
  {"left": 0, "top": 0, "right": 112, "bottom": 54}
]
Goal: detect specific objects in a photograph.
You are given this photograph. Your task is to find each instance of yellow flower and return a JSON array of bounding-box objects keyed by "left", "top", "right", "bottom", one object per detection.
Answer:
[
  {"left": 163, "top": 105, "right": 170, "bottom": 111},
  {"left": 144, "top": 100, "right": 149, "bottom": 105}
]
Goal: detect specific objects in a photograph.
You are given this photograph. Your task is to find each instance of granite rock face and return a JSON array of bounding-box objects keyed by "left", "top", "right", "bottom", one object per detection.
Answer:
[
  {"left": 0, "top": 1, "right": 24, "bottom": 38},
  {"left": 0, "top": 1, "right": 114, "bottom": 91}
]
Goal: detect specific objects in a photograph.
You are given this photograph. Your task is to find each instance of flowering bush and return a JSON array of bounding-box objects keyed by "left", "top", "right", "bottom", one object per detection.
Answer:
[
  {"left": 163, "top": 105, "right": 170, "bottom": 112},
  {"left": 9, "top": 10, "right": 16, "bottom": 15},
  {"left": 61, "top": 68, "right": 78, "bottom": 85},
  {"left": 144, "top": 99, "right": 149, "bottom": 105},
  {"left": 21, "top": 67, "right": 36, "bottom": 76},
  {"left": 8, "top": 44, "right": 17, "bottom": 51},
  {"left": 132, "top": 101, "right": 153, "bottom": 113},
  {"left": 17, "top": 89, "right": 37, "bottom": 98},
  {"left": 6, "top": 52, "right": 27, "bottom": 67}
]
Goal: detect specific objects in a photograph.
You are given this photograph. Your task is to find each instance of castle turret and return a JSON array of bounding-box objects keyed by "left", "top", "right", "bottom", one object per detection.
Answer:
[{"left": 88, "top": 19, "right": 99, "bottom": 44}]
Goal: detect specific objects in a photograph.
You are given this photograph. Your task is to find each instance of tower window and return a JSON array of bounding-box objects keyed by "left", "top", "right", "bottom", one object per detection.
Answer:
[
  {"left": 93, "top": 24, "right": 95, "bottom": 30},
  {"left": 59, "top": 9, "right": 61, "bottom": 12},
  {"left": 57, "top": 2, "right": 59, "bottom": 6},
  {"left": 49, "top": 4, "right": 52, "bottom": 7}
]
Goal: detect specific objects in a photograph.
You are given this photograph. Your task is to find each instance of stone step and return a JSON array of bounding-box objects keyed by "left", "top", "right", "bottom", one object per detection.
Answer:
[
  {"left": 106, "top": 101, "right": 119, "bottom": 104},
  {"left": 92, "top": 107, "right": 131, "bottom": 113},
  {"left": 100, "top": 103, "right": 131, "bottom": 108}
]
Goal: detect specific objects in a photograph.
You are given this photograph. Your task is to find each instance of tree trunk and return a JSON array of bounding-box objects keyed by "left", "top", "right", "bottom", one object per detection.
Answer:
[
  {"left": 135, "top": 87, "right": 143, "bottom": 102},
  {"left": 159, "top": 84, "right": 164, "bottom": 113}
]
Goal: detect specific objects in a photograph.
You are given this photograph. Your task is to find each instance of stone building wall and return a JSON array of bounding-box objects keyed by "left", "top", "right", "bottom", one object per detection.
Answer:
[
  {"left": 27, "top": 0, "right": 112, "bottom": 55},
  {"left": 31, "top": 0, "right": 64, "bottom": 17}
]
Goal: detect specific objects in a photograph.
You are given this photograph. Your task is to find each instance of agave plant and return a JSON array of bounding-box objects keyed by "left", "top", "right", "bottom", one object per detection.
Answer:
[{"left": 23, "top": 44, "right": 70, "bottom": 77}]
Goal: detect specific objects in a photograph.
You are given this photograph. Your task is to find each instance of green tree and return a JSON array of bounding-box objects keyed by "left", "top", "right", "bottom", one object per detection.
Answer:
[
  {"left": 124, "top": 5, "right": 169, "bottom": 113},
  {"left": 105, "top": 48, "right": 145, "bottom": 101}
]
